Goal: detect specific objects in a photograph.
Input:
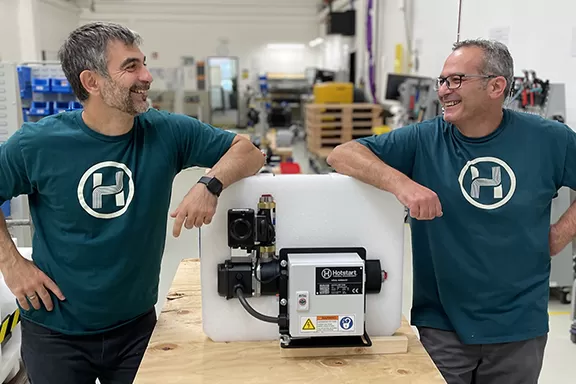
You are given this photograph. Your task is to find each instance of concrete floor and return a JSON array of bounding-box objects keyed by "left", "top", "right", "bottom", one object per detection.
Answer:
[{"left": 288, "top": 135, "right": 576, "bottom": 383}]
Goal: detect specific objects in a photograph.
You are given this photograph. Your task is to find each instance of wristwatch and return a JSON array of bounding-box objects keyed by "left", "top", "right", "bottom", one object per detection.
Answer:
[{"left": 198, "top": 176, "right": 223, "bottom": 197}]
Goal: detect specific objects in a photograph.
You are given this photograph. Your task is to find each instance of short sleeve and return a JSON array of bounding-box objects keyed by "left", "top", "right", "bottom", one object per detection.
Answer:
[
  {"left": 355, "top": 124, "right": 419, "bottom": 177},
  {"left": 560, "top": 124, "right": 576, "bottom": 189},
  {"left": 167, "top": 113, "right": 237, "bottom": 171},
  {"left": 0, "top": 130, "right": 34, "bottom": 204}
]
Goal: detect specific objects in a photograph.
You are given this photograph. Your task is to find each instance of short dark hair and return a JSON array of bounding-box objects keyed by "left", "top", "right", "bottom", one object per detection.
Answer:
[
  {"left": 452, "top": 39, "right": 514, "bottom": 97},
  {"left": 58, "top": 22, "right": 142, "bottom": 101}
]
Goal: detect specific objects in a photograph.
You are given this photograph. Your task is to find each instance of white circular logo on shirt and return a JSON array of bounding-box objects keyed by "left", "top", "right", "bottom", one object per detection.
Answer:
[
  {"left": 458, "top": 157, "right": 516, "bottom": 210},
  {"left": 77, "top": 161, "right": 135, "bottom": 219}
]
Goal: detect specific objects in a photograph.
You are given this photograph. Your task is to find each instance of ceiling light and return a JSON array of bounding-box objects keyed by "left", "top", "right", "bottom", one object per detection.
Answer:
[
  {"left": 309, "top": 38, "right": 324, "bottom": 47},
  {"left": 267, "top": 44, "right": 306, "bottom": 49}
]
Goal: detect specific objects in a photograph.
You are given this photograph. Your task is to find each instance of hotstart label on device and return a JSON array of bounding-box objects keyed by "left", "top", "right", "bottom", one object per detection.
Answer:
[{"left": 315, "top": 266, "right": 363, "bottom": 295}]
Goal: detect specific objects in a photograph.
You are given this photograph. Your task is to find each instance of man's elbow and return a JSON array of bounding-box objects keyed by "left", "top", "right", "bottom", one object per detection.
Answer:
[
  {"left": 254, "top": 147, "right": 266, "bottom": 169},
  {"left": 327, "top": 141, "right": 358, "bottom": 170},
  {"left": 236, "top": 136, "right": 265, "bottom": 170}
]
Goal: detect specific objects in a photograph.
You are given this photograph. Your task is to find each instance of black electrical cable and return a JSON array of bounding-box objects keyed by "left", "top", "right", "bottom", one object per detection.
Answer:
[{"left": 235, "top": 286, "right": 279, "bottom": 324}]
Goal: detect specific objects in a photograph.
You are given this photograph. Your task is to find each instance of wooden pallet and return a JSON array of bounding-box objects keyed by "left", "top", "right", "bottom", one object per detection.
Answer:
[{"left": 306, "top": 103, "right": 383, "bottom": 153}]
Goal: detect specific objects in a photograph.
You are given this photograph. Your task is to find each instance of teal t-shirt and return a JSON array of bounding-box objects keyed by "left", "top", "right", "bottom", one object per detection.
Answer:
[
  {"left": 0, "top": 108, "right": 236, "bottom": 335},
  {"left": 357, "top": 109, "right": 576, "bottom": 344}
]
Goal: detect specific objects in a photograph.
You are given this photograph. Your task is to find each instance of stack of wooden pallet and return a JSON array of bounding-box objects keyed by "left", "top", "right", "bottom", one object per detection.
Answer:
[{"left": 305, "top": 103, "right": 383, "bottom": 159}]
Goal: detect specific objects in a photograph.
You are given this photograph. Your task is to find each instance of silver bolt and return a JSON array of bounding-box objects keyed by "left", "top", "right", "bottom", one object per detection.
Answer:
[
  {"left": 280, "top": 260, "right": 287, "bottom": 267},
  {"left": 280, "top": 335, "right": 290, "bottom": 345},
  {"left": 280, "top": 299, "right": 287, "bottom": 306}
]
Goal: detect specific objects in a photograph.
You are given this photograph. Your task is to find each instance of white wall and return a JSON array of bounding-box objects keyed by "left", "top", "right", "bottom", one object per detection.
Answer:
[
  {"left": 36, "top": 0, "right": 82, "bottom": 60},
  {"left": 411, "top": 0, "right": 458, "bottom": 79},
  {"left": 455, "top": 0, "right": 576, "bottom": 128},
  {"left": 380, "top": 0, "right": 576, "bottom": 127},
  {"left": 79, "top": 0, "right": 319, "bottom": 86},
  {"left": 0, "top": 0, "right": 22, "bottom": 62},
  {"left": 0, "top": 0, "right": 80, "bottom": 63}
]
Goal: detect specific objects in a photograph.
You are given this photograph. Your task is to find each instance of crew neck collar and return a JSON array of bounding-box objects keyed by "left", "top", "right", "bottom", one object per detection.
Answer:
[
  {"left": 74, "top": 110, "right": 136, "bottom": 142},
  {"left": 450, "top": 108, "right": 509, "bottom": 143}
]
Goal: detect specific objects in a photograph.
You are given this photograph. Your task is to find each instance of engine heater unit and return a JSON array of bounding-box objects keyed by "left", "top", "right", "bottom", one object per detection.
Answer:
[{"left": 217, "top": 194, "right": 386, "bottom": 348}]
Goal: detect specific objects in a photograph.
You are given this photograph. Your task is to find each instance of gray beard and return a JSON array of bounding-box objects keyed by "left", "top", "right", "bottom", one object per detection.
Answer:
[{"left": 101, "top": 81, "right": 147, "bottom": 116}]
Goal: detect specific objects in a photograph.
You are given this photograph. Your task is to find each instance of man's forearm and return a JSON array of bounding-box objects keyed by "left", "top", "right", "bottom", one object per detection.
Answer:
[
  {"left": 551, "top": 199, "right": 576, "bottom": 255},
  {"left": 206, "top": 136, "right": 265, "bottom": 189},
  {"left": 327, "top": 141, "right": 410, "bottom": 195},
  {"left": 0, "top": 211, "right": 23, "bottom": 273}
]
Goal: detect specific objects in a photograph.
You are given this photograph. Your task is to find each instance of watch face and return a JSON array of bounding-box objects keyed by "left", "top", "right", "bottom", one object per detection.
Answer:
[{"left": 207, "top": 177, "right": 222, "bottom": 194}]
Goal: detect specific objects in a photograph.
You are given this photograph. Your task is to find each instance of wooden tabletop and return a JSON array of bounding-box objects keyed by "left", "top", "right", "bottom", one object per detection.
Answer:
[{"left": 134, "top": 259, "right": 446, "bottom": 384}]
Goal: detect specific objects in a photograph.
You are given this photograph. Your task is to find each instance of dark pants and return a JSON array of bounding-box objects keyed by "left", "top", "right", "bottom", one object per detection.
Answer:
[
  {"left": 21, "top": 308, "right": 157, "bottom": 384},
  {"left": 418, "top": 327, "right": 547, "bottom": 384}
]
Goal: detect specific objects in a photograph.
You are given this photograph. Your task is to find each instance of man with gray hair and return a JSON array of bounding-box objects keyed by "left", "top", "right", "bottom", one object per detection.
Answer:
[
  {"left": 328, "top": 39, "right": 576, "bottom": 383},
  {"left": 0, "top": 22, "right": 265, "bottom": 383}
]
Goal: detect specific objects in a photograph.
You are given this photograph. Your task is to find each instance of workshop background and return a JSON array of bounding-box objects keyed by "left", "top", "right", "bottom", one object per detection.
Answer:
[{"left": 0, "top": 0, "right": 575, "bottom": 383}]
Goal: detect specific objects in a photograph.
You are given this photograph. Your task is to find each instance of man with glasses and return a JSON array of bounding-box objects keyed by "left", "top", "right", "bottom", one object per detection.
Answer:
[{"left": 327, "top": 39, "right": 576, "bottom": 384}]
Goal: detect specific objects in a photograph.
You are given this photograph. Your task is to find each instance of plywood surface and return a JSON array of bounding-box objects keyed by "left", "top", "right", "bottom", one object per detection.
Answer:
[{"left": 134, "top": 259, "right": 446, "bottom": 384}]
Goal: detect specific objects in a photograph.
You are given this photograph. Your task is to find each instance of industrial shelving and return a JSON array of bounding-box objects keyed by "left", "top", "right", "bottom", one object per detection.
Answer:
[{"left": 17, "top": 63, "right": 81, "bottom": 123}]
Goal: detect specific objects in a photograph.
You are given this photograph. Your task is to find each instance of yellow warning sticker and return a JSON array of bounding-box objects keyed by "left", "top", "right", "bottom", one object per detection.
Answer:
[
  {"left": 301, "top": 317, "right": 316, "bottom": 332},
  {"left": 302, "top": 318, "right": 315, "bottom": 330}
]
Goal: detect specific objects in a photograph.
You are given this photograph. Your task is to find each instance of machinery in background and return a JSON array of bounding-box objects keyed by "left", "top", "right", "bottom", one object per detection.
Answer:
[
  {"left": 148, "top": 89, "right": 212, "bottom": 123},
  {"left": 217, "top": 194, "right": 386, "bottom": 348},
  {"left": 242, "top": 85, "right": 263, "bottom": 131},
  {"left": 264, "top": 73, "right": 309, "bottom": 128},
  {"left": 183, "top": 91, "right": 211, "bottom": 122},
  {"left": 382, "top": 73, "right": 441, "bottom": 128},
  {"left": 148, "top": 90, "right": 175, "bottom": 112},
  {"left": 506, "top": 70, "right": 551, "bottom": 118}
]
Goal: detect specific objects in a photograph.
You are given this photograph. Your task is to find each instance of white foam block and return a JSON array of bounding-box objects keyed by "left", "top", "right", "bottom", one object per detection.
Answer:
[{"left": 200, "top": 173, "right": 405, "bottom": 342}]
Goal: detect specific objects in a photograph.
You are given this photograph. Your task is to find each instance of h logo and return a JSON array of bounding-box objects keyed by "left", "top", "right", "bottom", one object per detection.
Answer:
[
  {"left": 77, "top": 161, "right": 135, "bottom": 219},
  {"left": 458, "top": 157, "right": 516, "bottom": 210},
  {"left": 92, "top": 171, "right": 125, "bottom": 209},
  {"left": 470, "top": 166, "right": 502, "bottom": 199}
]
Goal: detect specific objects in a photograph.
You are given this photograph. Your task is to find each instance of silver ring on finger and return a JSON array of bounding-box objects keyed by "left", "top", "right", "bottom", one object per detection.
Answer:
[{"left": 28, "top": 294, "right": 37, "bottom": 300}]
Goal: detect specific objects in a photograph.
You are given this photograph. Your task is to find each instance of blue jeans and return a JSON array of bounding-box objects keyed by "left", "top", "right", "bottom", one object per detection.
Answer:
[{"left": 21, "top": 308, "right": 156, "bottom": 384}]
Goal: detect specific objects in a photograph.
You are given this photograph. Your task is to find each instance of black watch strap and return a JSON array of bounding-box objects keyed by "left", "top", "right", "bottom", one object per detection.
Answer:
[{"left": 198, "top": 176, "right": 223, "bottom": 197}]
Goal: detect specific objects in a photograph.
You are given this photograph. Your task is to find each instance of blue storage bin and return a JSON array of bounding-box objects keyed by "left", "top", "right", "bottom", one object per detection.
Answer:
[
  {"left": 17, "top": 66, "right": 31, "bottom": 84},
  {"left": 1, "top": 201, "right": 10, "bottom": 218},
  {"left": 22, "top": 108, "right": 29, "bottom": 122},
  {"left": 29, "top": 101, "right": 52, "bottom": 116},
  {"left": 32, "top": 78, "right": 51, "bottom": 93},
  {"left": 50, "top": 78, "right": 73, "bottom": 94},
  {"left": 20, "top": 88, "right": 33, "bottom": 99},
  {"left": 52, "top": 101, "right": 70, "bottom": 114},
  {"left": 18, "top": 66, "right": 32, "bottom": 98},
  {"left": 69, "top": 101, "right": 83, "bottom": 110}
]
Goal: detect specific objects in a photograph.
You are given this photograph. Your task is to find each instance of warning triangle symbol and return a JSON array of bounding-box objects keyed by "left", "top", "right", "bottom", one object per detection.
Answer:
[{"left": 302, "top": 318, "right": 315, "bottom": 330}]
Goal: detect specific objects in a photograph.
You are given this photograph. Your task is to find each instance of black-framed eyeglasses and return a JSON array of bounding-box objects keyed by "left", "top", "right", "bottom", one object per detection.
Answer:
[{"left": 434, "top": 74, "right": 497, "bottom": 91}]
